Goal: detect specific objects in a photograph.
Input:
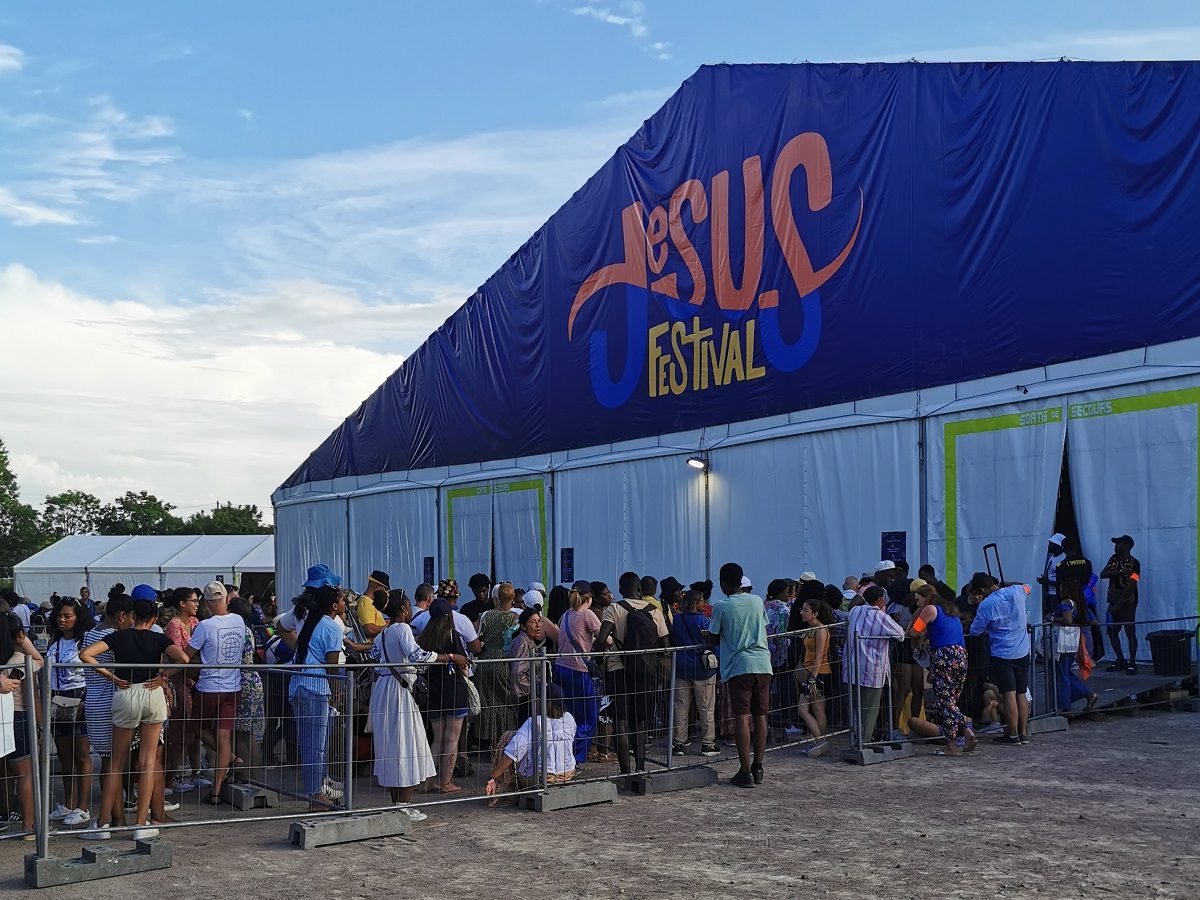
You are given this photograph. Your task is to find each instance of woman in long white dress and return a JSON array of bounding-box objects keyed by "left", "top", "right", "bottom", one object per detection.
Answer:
[{"left": 371, "top": 591, "right": 469, "bottom": 821}]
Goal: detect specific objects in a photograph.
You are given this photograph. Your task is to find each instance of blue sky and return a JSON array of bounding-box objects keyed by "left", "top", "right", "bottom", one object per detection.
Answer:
[{"left": 1, "top": 0, "right": 1198, "bottom": 512}]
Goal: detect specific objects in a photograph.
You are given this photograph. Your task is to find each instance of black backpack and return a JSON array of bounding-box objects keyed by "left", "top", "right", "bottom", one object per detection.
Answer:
[{"left": 619, "top": 600, "right": 660, "bottom": 682}]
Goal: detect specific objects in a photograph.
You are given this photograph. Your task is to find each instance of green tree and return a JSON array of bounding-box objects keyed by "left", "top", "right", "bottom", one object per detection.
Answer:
[
  {"left": 185, "top": 502, "right": 273, "bottom": 535},
  {"left": 40, "top": 490, "right": 103, "bottom": 540},
  {"left": 0, "top": 438, "right": 50, "bottom": 577},
  {"left": 97, "top": 491, "right": 185, "bottom": 536}
]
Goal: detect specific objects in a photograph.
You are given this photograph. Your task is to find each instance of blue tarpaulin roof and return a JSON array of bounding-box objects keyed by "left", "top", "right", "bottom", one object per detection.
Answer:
[{"left": 282, "top": 61, "right": 1200, "bottom": 489}]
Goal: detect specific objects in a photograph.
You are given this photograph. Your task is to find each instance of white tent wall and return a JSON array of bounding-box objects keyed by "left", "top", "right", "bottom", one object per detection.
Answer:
[
  {"left": 442, "top": 485, "right": 492, "bottom": 586},
  {"left": 926, "top": 401, "right": 1067, "bottom": 611},
  {"left": 1065, "top": 375, "right": 1200, "bottom": 622},
  {"left": 492, "top": 479, "right": 548, "bottom": 589},
  {"left": 85, "top": 535, "right": 203, "bottom": 599},
  {"left": 234, "top": 536, "right": 276, "bottom": 576},
  {"left": 274, "top": 500, "right": 348, "bottom": 600},
  {"left": 159, "top": 535, "right": 273, "bottom": 587},
  {"left": 708, "top": 421, "right": 921, "bottom": 593},
  {"left": 13, "top": 535, "right": 132, "bottom": 600},
  {"left": 553, "top": 455, "right": 705, "bottom": 588},
  {"left": 348, "top": 489, "right": 437, "bottom": 595}
]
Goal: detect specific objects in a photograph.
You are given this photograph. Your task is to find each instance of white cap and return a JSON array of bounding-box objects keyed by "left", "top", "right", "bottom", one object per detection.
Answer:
[
  {"left": 842, "top": 589, "right": 857, "bottom": 600},
  {"left": 874, "top": 560, "right": 897, "bottom": 573},
  {"left": 798, "top": 571, "right": 818, "bottom": 582},
  {"left": 526, "top": 581, "right": 546, "bottom": 596},
  {"left": 740, "top": 575, "right": 752, "bottom": 589},
  {"left": 1049, "top": 533, "right": 1066, "bottom": 546},
  {"left": 522, "top": 589, "right": 544, "bottom": 608}
]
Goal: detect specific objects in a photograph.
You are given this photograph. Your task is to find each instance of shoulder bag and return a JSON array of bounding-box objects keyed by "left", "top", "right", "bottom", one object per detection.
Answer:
[{"left": 379, "top": 627, "right": 429, "bottom": 708}]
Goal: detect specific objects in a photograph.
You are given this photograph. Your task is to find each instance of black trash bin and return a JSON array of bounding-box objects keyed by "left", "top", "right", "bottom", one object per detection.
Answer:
[{"left": 1146, "top": 629, "right": 1196, "bottom": 677}]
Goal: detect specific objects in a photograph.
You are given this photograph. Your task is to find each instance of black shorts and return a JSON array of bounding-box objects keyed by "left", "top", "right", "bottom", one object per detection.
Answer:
[
  {"left": 990, "top": 654, "right": 1030, "bottom": 695},
  {"left": 11, "top": 710, "right": 30, "bottom": 760},
  {"left": 1109, "top": 603, "right": 1137, "bottom": 624}
]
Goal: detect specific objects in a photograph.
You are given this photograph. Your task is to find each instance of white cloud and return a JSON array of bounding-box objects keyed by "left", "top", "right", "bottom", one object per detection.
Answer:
[
  {"left": 0, "top": 265, "right": 405, "bottom": 510},
  {"left": 237, "top": 108, "right": 254, "bottom": 121},
  {"left": 0, "top": 186, "right": 77, "bottom": 226},
  {"left": 0, "top": 44, "right": 23, "bottom": 74},
  {"left": 570, "top": 2, "right": 670, "bottom": 57}
]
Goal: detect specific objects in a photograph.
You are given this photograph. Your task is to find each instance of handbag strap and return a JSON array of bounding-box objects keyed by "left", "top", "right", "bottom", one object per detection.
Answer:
[{"left": 378, "top": 626, "right": 412, "bottom": 687}]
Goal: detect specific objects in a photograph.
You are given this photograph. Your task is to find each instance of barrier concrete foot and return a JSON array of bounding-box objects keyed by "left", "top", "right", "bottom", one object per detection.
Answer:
[
  {"left": 222, "top": 781, "right": 278, "bottom": 810},
  {"left": 1028, "top": 715, "right": 1069, "bottom": 735},
  {"left": 841, "top": 741, "right": 915, "bottom": 766},
  {"left": 629, "top": 766, "right": 719, "bottom": 795},
  {"left": 25, "top": 839, "right": 172, "bottom": 888},
  {"left": 519, "top": 779, "right": 618, "bottom": 811},
  {"left": 288, "top": 810, "right": 411, "bottom": 850}
]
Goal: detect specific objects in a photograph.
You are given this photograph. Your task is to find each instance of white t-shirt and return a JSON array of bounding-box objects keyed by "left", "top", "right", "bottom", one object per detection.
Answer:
[
  {"left": 505, "top": 712, "right": 577, "bottom": 778},
  {"left": 410, "top": 609, "right": 478, "bottom": 647},
  {"left": 12, "top": 605, "right": 31, "bottom": 629},
  {"left": 188, "top": 613, "right": 246, "bottom": 693}
]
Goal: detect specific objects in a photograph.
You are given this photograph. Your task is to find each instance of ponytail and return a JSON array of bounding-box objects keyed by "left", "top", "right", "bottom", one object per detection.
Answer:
[{"left": 294, "top": 586, "right": 338, "bottom": 666}]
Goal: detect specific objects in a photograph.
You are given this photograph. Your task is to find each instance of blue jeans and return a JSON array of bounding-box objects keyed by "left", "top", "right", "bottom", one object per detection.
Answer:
[
  {"left": 1056, "top": 654, "right": 1090, "bottom": 711},
  {"left": 553, "top": 664, "right": 597, "bottom": 764},
  {"left": 291, "top": 687, "right": 330, "bottom": 798}
]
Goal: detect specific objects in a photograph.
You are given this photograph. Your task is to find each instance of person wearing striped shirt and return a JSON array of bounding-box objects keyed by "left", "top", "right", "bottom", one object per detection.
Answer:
[{"left": 843, "top": 586, "right": 905, "bottom": 744}]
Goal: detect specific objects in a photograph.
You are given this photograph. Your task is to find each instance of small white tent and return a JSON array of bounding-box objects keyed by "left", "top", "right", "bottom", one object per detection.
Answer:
[
  {"left": 12, "top": 535, "right": 133, "bottom": 602},
  {"left": 13, "top": 535, "right": 275, "bottom": 602}
]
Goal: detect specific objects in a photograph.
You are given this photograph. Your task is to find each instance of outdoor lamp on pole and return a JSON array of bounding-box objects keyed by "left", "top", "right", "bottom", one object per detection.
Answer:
[{"left": 686, "top": 453, "right": 708, "bottom": 471}]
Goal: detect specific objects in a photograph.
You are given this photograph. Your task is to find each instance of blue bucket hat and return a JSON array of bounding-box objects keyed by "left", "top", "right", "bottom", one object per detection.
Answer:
[
  {"left": 131, "top": 584, "right": 158, "bottom": 601},
  {"left": 302, "top": 564, "right": 342, "bottom": 589}
]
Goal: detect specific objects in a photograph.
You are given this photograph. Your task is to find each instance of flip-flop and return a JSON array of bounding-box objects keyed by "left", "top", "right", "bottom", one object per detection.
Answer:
[{"left": 437, "top": 784, "right": 463, "bottom": 795}]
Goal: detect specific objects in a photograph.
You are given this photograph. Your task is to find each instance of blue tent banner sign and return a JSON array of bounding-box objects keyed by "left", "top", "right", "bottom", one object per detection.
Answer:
[{"left": 283, "top": 62, "right": 1200, "bottom": 489}]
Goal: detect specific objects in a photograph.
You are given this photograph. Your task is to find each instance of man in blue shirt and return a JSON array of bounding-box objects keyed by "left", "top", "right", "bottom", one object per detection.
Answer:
[
  {"left": 709, "top": 562, "right": 773, "bottom": 788},
  {"left": 968, "top": 573, "right": 1032, "bottom": 745}
]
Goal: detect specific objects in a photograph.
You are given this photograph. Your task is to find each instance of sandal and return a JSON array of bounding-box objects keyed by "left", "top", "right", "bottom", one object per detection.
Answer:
[
  {"left": 202, "top": 793, "right": 225, "bottom": 805},
  {"left": 437, "top": 783, "right": 463, "bottom": 795}
]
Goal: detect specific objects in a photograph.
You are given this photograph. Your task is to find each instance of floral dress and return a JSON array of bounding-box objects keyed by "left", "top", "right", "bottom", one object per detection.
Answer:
[
  {"left": 475, "top": 608, "right": 519, "bottom": 749},
  {"left": 235, "top": 626, "right": 265, "bottom": 740}
]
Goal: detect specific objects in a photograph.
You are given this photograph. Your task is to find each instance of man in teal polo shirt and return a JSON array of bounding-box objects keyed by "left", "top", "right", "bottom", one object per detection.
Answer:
[{"left": 709, "top": 562, "right": 774, "bottom": 788}]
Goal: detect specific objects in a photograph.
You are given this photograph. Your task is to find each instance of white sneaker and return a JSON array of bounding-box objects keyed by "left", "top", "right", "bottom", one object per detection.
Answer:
[
  {"left": 63, "top": 808, "right": 90, "bottom": 827},
  {"left": 132, "top": 827, "right": 160, "bottom": 841},
  {"left": 49, "top": 804, "right": 72, "bottom": 821},
  {"left": 164, "top": 801, "right": 181, "bottom": 812},
  {"left": 401, "top": 806, "right": 428, "bottom": 823},
  {"left": 79, "top": 821, "right": 111, "bottom": 841}
]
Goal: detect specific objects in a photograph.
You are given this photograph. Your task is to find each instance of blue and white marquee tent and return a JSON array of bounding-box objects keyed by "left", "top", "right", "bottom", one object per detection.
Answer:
[{"left": 274, "top": 62, "right": 1200, "bottom": 622}]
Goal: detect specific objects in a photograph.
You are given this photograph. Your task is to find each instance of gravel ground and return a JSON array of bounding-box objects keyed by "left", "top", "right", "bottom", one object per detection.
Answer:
[{"left": 1, "top": 710, "right": 1197, "bottom": 898}]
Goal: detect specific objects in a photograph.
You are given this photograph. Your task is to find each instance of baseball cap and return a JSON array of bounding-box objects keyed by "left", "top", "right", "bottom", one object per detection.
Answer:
[
  {"left": 740, "top": 575, "right": 752, "bottom": 589},
  {"left": 522, "top": 589, "right": 544, "bottom": 609},
  {"left": 842, "top": 589, "right": 857, "bottom": 601},
  {"left": 526, "top": 581, "right": 546, "bottom": 596},
  {"left": 1049, "top": 533, "right": 1066, "bottom": 546},
  {"left": 798, "top": 571, "right": 818, "bottom": 582},
  {"left": 130, "top": 584, "right": 158, "bottom": 602},
  {"left": 1112, "top": 534, "right": 1135, "bottom": 547},
  {"left": 570, "top": 580, "right": 594, "bottom": 595},
  {"left": 875, "top": 560, "right": 897, "bottom": 573},
  {"left": 203, "top": 581, "right": 227, "bottom": 602},
  {"left": 908, "top": 578, "right": 929, "bottom": 593}
]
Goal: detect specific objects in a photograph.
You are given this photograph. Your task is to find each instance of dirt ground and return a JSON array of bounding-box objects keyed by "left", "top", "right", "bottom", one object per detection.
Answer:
[{"left": 1, "top": 710, "right": 1197, "bottom": 899}]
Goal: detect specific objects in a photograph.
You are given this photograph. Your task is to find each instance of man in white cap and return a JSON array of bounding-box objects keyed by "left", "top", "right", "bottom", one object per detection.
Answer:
[{"left": 1038, "top": 533, "right": 1067, "bottom": 618}]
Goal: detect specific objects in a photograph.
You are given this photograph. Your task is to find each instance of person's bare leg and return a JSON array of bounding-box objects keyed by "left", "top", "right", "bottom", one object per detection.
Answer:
[
  {"left": 814, "top": 696, "right": 827, "bottom": 736},
  {"left": 752, "top": 714, "right": 768, "bottom": 766},
  {"left": 212, "top": 727, "right": 233, "bottom": 795},
  {"left": 440, "top": 718, "right": 464, "bottom": 790},
  {"left": 1001, "top": 691, "right": 1019, "bottom": 736},
  {"left": 1017, "top": 692, "right": 1030, "bottom": 738},
  {"left": 795, "top": 697, "right": 821, "bottom": 740},
  {"left": 734, "top": 713, "right": 752, "bottom": 771},
  {"left": 103, "top": 730, "right": 132, "bottom": 828},
  {"left": 151, "top": 744, "right": 169, "bottom": 822},
  {"left": 135, "top": 724, "right": 163, "bottom": 826},
  {"left": 75, "top": 738, "right": 92, "bottom": 814},
  {"left": 53, "top": 737, "right": 75, "bottom": 809}
]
